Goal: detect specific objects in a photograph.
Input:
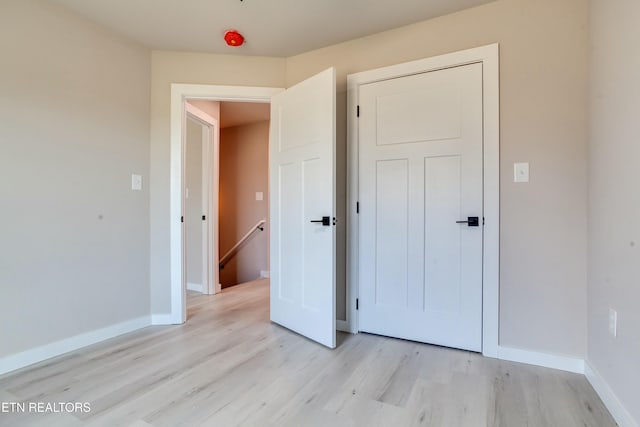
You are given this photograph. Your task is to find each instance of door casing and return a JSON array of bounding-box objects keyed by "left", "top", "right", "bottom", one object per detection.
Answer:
[
  {"left": 168, "top": 85, "right": 283, "bottom": 324},
  {"left": 346, "top": 44, "right": 500, "bottom": 357},
  {"left": 185, "top": 103, "right": 218, "bottom": 296}
]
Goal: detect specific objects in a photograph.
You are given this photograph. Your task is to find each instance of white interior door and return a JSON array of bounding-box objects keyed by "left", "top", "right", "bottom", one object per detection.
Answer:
[
  {"left": 270, "top": 67, "right": 337, "bottom": 348},
  {"left": 185, "top": 117, "right": 205, "bottom": 293},
  {"left": 358, "top": 63, "right": 484, "bottom": 352}
]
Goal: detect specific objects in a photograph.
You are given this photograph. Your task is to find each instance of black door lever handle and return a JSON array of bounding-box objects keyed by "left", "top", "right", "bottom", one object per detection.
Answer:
[
  {"left": 456, "top": 216, "right": 479, "bottom": 227},
  {"left": 310, "top": 216, "right": 331, "bottom": 226}
]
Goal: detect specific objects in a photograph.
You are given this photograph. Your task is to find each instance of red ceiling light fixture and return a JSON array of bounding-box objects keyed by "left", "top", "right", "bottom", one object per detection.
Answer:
[{"left": 224, "top": 30, "right": 245, "bottom": 47}]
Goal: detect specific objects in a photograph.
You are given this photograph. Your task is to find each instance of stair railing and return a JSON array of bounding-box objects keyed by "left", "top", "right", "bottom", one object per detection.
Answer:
[{"left": 219, "top": 219, "right": 266, "bottom": 269}]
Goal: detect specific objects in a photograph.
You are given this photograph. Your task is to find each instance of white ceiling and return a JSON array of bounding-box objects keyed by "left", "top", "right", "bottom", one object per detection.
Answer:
[{"left": 50, "top": 0, "right": 495, "bottom": 57}]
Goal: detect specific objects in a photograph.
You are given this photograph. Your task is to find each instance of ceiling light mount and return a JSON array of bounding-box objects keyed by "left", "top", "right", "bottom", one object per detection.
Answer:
[{"left": 224, "top": 30, "right": 245, "bottom": 47}]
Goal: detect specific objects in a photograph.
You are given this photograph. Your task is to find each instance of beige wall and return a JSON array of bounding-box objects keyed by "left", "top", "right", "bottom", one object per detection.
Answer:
[
  {"left": 219, "top": 121, "right": 270, "bottom": 287},
  {"left": 0, "top": 0, "right": 150, "bottom": 357},
  {"left": 286, "top": 0, "right": 589, "bottom": 356},
  {"left": 588, "top": 0, "right": 640, "bottom": 423},
  {"left": 149, "top": 52, "right": 285, "bottom": 313}
]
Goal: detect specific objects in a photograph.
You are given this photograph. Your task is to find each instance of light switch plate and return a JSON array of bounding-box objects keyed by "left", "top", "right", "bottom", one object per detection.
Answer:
[
  {"left": 609, "top": 308, "right": 618, "bottom": 337},
  {"left": 131, "top": 174, "right": 143, "bottom": 191},
  {"left": 514, "top": 162, "right": 529, "bottom": 183},
  {"left": 256, "top": 192, "right": 264, "bottom": 201}
]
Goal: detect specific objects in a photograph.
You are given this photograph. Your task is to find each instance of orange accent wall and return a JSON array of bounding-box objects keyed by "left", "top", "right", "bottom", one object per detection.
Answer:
[{"left": 219, "top": 121, "right": 270, "bottom": 287}]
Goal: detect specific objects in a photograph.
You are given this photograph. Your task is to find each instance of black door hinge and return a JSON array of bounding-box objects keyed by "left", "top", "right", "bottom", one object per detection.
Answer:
[
  {"left": 181, "top": 216, "right": 184, "bottom": 223},
  {"left": 357, "top": 105, "right": 360, "bottom": 117},
  {"left": 356, "top": 202, "right": 359, "bottom": 214},
  {"left": 202, "top": 215, "right": 206, "bottom": 221},
  {"left": 356, "top": 298, "right": 359, "bottom": 310}
]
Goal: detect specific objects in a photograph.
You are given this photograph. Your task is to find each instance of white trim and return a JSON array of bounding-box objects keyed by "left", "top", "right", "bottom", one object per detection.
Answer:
[
  {"left": 336, "top": 320, "right": 350, "bottom": 333},
  {"left": 345, "top": 75, "right": 359, "bottom": 335},
  {"left": 209, "top": 119, "right": 219, "bottom": 295},
  {"left": 151, "top": 314, "right": 176, "bottom": 325},
  {"left": 496, "top": 346, "right": 584, "bottom": 374},
  {"left": 0, "top": 317, "right": 150, "bottom": 375},
  {"left": 202, "top": 123, "right": 213, "bottom": 294},
  {"left": 346, "top": 44, "right": 500, "bottom": 354},
  {"left": 185, "top": 102, "right": 219, "bottom": 296},
  {"left": 259, "top": 270, "right": 271, "bottom": 278},
  {"left": 187, "top": 282, "right": 204, "bottom": 293},
  {"left": 170, "top": 84, "right": 284, "bottom": 324},
  {"left": 586, "top": 362, "right": 639, "bottom": 427},
  {"left": 185, "top": 102, "right": 216, "bottom": 124}
]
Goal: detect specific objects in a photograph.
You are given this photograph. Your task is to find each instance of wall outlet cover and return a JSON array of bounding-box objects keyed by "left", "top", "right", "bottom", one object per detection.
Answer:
[
  {"left": 131, "top": 174, "right": 143, "bottom": 191},
  {"left": 514, "top": 162, "right": 529, "bottom": 183},
  {"left": 608, "top": 308, "right": 618, "bottom": 337}
]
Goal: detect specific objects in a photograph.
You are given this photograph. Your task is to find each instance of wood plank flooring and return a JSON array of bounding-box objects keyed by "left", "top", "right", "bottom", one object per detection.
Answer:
[{"left": 0, "top": 279, "right": 615, "bottom": 426}]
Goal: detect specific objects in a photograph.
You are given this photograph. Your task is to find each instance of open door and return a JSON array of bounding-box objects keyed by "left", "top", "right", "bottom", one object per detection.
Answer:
[{"left": 269, "top": 67, "right": 336, "bottom": 348}]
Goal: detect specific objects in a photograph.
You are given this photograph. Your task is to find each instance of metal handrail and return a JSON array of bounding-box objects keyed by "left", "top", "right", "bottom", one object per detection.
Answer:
[{"left": 219, "top": 219, "right": 266, "bottom": 269}]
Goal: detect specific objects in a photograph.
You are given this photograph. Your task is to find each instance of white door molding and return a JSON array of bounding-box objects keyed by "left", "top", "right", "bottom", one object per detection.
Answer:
[
  {"left": 185, "top": 103, "right": 218, "bottom": 296},
  {"left": 346, "top": 44, "right": 500, "bottom": 357},
  {"left": 169, "top": 84, "right": 283, "bottom": 324}
]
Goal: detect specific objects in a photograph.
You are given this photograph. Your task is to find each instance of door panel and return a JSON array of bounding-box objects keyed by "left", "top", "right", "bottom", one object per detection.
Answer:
[
  {"left": 424, "top": 155, "right": 462, "bottom": 313},
  {"left": 375, "top": 159, "right": 409, "bottom": 308},
  {"left": 277, "top": 162, "right": 301, "bottom": 303},
  {"left": 376, "top": 85, "right": 461, "bottom": 145},
  {"left": 270, "top": 68, "right": 336, "bottom": 349},
  {"left": 359, "top": 63, "right": 483, "bottom": 352}
]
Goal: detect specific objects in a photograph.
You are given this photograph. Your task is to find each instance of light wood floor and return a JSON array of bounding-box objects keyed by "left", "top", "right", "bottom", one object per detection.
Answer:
[{"left": 0, "top": 279, "right": 615, "bottom": 427}]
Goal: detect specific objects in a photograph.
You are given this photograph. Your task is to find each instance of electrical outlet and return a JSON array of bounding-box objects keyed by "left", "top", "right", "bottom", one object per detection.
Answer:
[
  {"left": 608, "top": 308, "right": 618, "bottom": 337},
  {"left": 131, "top": 174, "right": 143, "bottom": 191}
]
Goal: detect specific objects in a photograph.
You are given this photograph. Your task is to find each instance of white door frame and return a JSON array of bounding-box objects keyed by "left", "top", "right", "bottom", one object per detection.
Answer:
[
  {"left": 185, "top": 103, "right": 218, "bottom": 295},
  {"left": 346, "top": 44, "right": 500, "bottom": 357},
  {"left": 170, "top": 84, "right": 284, "bottom": 323}
]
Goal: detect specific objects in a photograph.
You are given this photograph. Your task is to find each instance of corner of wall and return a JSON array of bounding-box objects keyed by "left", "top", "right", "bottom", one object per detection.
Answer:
[{"left": 585, "top": 361, "right": 639, "bottom": 427}]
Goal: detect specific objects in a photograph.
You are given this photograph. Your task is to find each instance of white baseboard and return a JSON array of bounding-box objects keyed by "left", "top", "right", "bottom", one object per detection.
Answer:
[
  {"left": 496, "top": 345, "right": 585, "bottom": 374},
  {"left": 337, "top": 320, "right": 350, "bottom": 333},
  {"left": 151, "top": 313, "right": 179, "bottom": 325},
  {"left": 259, "top": 270, "right": 270, "bottom": 278},
  {"left": 0, "top": 316, "right": 150, "bottom": 376},
  {"left": 186, "top": 282, "right": 204, "bottom": 293},
  {"left": 585, "top": 362, "right": 638, "bottom": 427}
]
